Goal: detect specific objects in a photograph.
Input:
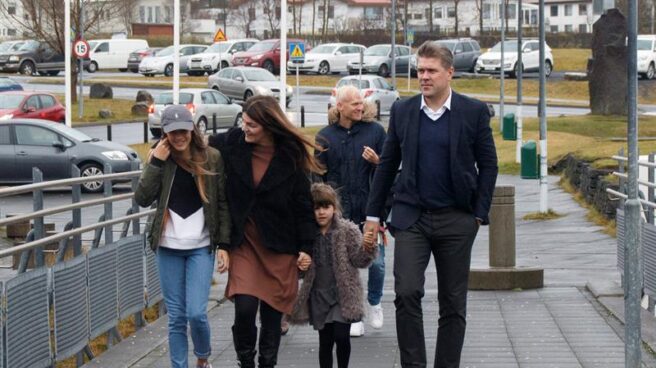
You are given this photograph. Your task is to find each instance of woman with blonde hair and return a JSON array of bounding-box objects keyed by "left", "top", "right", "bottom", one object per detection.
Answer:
[
  {"left": 135, "top": 105, "right": 231, "bottom": 368},
  {"left": 209, "top": 95, "right": 323, "bottom": 368}
]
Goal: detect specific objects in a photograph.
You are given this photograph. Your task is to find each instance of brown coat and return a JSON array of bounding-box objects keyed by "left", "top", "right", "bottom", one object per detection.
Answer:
[{"left": 290, "top": 217, "right": 377, "bottom": 325}]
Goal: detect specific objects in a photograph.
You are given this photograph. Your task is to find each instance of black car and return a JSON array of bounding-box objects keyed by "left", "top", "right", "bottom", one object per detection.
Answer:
[
  {"left": 0, "top": 40, "right": 65, "bottom": 76},
  {"left": 0, "top": 77, "right": 22, "bottom": 92},
  {"left": 0, "top": 119, "right": 140, "bottom": 192}
]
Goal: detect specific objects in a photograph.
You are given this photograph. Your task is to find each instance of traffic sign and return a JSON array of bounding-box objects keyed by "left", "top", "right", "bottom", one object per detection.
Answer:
[
  {"left": 73, "top": 39, "right": 90, "bottom": 58},
  {"left": 214, "top": 28, "right": 227, "bottom": 42},
  {"left": 407, "top": 29, "right": 415, "bottom": 45},
  {"left": 289, "top": 42, "right": 305, "bottom": 62}
]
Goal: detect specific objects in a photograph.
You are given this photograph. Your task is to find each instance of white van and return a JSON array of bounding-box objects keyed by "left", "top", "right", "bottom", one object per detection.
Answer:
[{"left": 86, "top": 39, "right": 149, "bottom": 73}]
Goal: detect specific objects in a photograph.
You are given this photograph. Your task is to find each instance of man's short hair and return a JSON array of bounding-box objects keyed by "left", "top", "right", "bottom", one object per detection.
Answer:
[
  {"left": 336, "top": 85, "right": 361, "bottom": 104},
  {"left": 416, "top": 41, "right": 453, "bottom": 69}
]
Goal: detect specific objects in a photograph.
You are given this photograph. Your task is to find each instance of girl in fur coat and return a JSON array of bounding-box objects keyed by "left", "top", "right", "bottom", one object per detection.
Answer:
[{"left": 291, "top": 183, "right": 378, "bottom": 368}]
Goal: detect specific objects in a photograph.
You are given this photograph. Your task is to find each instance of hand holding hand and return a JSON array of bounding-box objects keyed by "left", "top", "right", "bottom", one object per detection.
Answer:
[
  {"left": 152, "top": 137, "right": 171, "bottom": 161},
  {"left": 217, "top": 249, "right": 229, "bottom": 273},
  {"left": 362, "top": 146, "right": 380, "bottom": 165},
  {"left": 297, "top": 251, "right": 312, "bottom": 271},
  {"left": 362, "top": 220, "right": 378, "bottom": 249}
]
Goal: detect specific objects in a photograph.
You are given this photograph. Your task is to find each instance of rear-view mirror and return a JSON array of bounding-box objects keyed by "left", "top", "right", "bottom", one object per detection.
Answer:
[
  {"left": 52, "top": 141, "right": 65, "bottom": 150},
  {"left": 335, "top": 51, "right": 342, "bottom": 55},
  {"left": 24, "top": 106, "right": 36, "bottom": 113},
  {"left": 235, "top": 76, "right": 243, "bottom": 82}
]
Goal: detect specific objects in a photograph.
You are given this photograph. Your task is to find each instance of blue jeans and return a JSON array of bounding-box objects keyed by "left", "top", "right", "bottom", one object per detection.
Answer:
[
  {"left": 157, "top": 246, "right": 215, "bottom": 368},
  {"left": 367, "top": 243, "right": 385, "bottom": 306}
]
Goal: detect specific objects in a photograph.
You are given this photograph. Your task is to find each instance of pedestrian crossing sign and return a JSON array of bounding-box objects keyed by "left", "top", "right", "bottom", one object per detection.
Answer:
[
  {"left": 214, "top": 28, "right": 227, "bottom": 42},
  {"left": 289, "top": 42, "right": 305, "bottom": 62}
]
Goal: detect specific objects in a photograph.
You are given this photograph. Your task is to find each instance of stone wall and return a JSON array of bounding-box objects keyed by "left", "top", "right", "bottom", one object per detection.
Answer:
[{"left": 554, "top": 154, "right": 620, "bottom": 220}]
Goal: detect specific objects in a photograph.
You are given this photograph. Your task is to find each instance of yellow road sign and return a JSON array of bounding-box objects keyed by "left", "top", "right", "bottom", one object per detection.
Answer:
[
  {"left": 214, "top": 28, "right": 227, "bottom": 42},
  {"left": 290, "top": 43, "right": 305, "bottom": 60}
]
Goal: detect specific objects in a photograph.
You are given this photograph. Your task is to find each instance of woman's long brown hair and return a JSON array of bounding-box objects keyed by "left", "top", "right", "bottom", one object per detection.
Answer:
[{"left": 242, "top": 95, "right": 324, "bottom": 174}]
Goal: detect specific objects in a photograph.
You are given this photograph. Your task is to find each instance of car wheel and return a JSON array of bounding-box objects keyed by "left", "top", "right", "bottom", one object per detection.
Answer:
[
  {"left": 510, "top": 62, "right": 523, "bottom": 79},
  {"left": 87, "top": 61, "right": 98, "bottom": 73},
  {"left": 469, "top": 59, "right": 478, "bottom": 73},
  {"left": 234, "top": 113, "right": 243, "bottom": 127},
  {"left": 244, "top": 90, "right": 253, "bottom": 101},
  {"left": 150, "top": 127, "right": 162, "bottom": 138},
  {"left": 119, "top": 68, "right": 127, "bottom": 72},
  {"left": 197, "top": 117, "right": 208, "bottom": 135},
  {"left": 79, "top": 163, "right": 105, "bottom": 193},
  {"left": 263, "top": 60, "right": 274, "bottom": 74},
  {"left": 318, "top": 61, "right": 330, "bottom": 75},
  {"left": 48, "top": 71, "right": 59, "bottom": 76},
  {"left": 220, "top": 61, "right": 229, "bottom": 69},
  {"left": 378, "top": 64, "right": 389, "bottom": 77},
  {"left": 545, "top": 60, "right": 553, "bottom": 77},
  {"left": 20, "top": 61, "right": 35, "bottom": 75},
  {"left": 648, "top": 63, "right": 656, "bottom": 80},
  {"left": 164, "top": 64, "right": 173, "bottom": 77},
  {"left": 38, "top": 71, "right": 48, "bottom": 76}
]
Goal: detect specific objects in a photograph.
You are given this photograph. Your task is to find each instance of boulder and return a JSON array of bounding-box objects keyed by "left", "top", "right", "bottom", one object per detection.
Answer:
[
  {"left": 131, "top": 102, "right": 150, "bottom": 116},
  {"left": 588, "top": 9, "right": 627, "bottom": 115},
  {"left": 564, "top": 72, "right": 588, "bottom": 81},
  {"left": 89, "top": 83, "right": 113, "bottom": 99},
  {"left": 136, "top": 90, "right": 154, "bottom": 105},
  {"left": 98, "top": 109, "right": 113, "bottom": 119}
]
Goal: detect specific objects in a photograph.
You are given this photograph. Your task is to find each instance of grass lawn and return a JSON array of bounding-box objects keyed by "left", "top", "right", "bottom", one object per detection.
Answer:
[
  {"left": 551, "top": 48, "right": 590, "bottom": 72},
  {"left": 53, "top": 95, "right": 146, "bottom": 125}
]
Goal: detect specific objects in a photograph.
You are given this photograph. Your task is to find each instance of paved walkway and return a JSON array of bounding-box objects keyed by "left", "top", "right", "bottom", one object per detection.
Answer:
[{"left": 83, "top": 175, "right": 656, "bottom": 367}]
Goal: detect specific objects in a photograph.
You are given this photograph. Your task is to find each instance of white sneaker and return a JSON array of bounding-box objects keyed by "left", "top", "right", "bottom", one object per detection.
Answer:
[
  {"left": 369, "top": 303, "right": 384, "bottom": 329},
  {"left": 350, "top": 321, "right": 365, "bottom": 337}
]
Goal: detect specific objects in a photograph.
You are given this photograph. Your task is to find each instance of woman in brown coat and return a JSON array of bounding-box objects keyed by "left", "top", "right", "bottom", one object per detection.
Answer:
[{"left": 291, "top": 183, "right": 378, "bottom": 368}]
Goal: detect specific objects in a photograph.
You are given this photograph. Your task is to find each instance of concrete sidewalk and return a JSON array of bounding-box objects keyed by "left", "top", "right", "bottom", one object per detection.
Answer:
[{"left": 83, "top": 175, "right": 656, "bottom": 367}]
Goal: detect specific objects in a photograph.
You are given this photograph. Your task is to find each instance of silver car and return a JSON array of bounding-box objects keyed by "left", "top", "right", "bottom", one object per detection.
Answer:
[
  {"left": 347, "top": 44, "right": 411, "bottom": 77},
  {"left": 410, "top": 38, "right": 482, "bottom": 74},
  {"left": 207, "top": 67, "right": 293, "bottom": 107},
  {"left": 139, "top": 44, "right": 208, "bottom": 77},
  {"left": 148, "top": 88, "right": 243, "bottom": 138},
  {"left": 187, "top": 39, "right": 258, "bottom": 76},
  {"left": 328, "top": 75, "right": 400, "bottom": 114}
]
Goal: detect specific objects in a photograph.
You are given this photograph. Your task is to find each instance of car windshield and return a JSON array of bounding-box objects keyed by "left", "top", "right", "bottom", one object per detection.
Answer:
[
  {"left": 638, "top": 40, "right": 653, "bottom": 50},
  {"left": 248, "top": 41, "right": 276, "bottom": 53},
  {"left": 243, "top": 69, "right": 276, "bottom": 81},
  {"left": 365, "top": 45, "right": 390, "bottom": 57},
  {"left": 435, "top": 41, "right": 456, "bottom": 51},
  {"left": 157, "top": 46, "right": 175, "bottom": 57},
  {"left": 50, "top": 123, "right": 93, "bottom": 142},
  {"left": 490, "top": 41, "right": 519, "bottom": 51},
  {"left": 89, "top": 41, "right": 98, "bottom": 50},
  {"left": 309, "top": 45, "right": 337, "bottom": 54},
  {"left": 155, "top": 92, "right": 194, "bottom": 105},
  {"left": 206, "top": 42, "right": 231, "bottom": 53},
  {"left": 0, "top": 95, "right": 24, "bottom": 109},
  {"left": 0, "top": 42, "right": 16, "bottom": 53},
  {"left": 337, "top": 79, "right": 371, "bottom": 89},
  {"left": 0, "top": 78, "right": 17, "bottom": 87},
  {"left": 18, "top": 40, "right": 39, "bottom": 51}
]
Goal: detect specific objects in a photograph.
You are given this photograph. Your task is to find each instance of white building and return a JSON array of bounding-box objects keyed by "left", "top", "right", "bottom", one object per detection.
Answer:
[
  {"left": 527, "top": 0, "right": 603, "bottom": 33},
  {"left": 0, "top": 1, "right": 27, "bottom": 40}
]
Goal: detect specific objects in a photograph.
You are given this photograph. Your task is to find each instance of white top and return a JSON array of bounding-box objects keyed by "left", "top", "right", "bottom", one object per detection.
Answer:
[
  {"left": 420, "top": 88, "right": 452, "bottom": 121},
  {"left": 159, "top": 208, "right": 210, "bottom": 250}
]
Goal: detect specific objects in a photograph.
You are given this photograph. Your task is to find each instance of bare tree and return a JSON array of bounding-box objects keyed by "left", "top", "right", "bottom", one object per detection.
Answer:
[
  {"left": 453, "top": 0, "right": 462, "bottom": 36},
  {"left": 117, "top": 0, "right": 140, "bottom": 36},
  {"left": 261, "top": 0, "right": 280, "bottom": 38},
  {"left": 429, "top": 0, "right": 434, "bottom": 32},
  {"left": 311, "top": 0, "right": 317, "bottom": 43},
  {"left": 474, "top": 0, "right": 483, "bottom": 35},
  {"left": 320, "top": 0, "right": 330, "bottom": 42},
  {"left": 229, "top": 1, "right": 255, "bottom": 38}
]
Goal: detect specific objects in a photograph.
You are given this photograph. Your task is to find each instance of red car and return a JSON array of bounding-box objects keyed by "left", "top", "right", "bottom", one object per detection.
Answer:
[
  {"left": 0, "top": 91, "right": 65, "bottom": 123},
  {"left": 232, "top": 38, "right": 308, "bottom": 74}
]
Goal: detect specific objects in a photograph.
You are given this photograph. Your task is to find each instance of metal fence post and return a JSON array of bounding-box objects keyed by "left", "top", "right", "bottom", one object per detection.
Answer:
[
  {"left": 32, "top": 167, "right": 45, "bottom": 267},
  {"left": 107, "top": 124, "right": 112, "bottom": 141},
  {"left": 131, "top": 161, "right": 140, "bottom": 236},
  {"left": 143, "top": 121, "right": 148, "bottom": 143},
  {"left": 212, "top": 113, "right": 217, "bottom": 135},
  {"left": 376, "top": 100, "right": 381, "bottom": 121},
  {"left": 301, "top": 105, "right": 305, "bottom": 128},
  {"left": 103, "top": 164, "right": 113, "bottom": 245},
  {"left": 71, "top": 165, "right": 82, "bottom": 256}
]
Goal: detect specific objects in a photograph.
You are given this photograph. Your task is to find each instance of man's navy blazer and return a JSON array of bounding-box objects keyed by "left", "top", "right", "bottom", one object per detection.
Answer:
[{"left": 366, "top": 91, "right": 498, "bottom": 229}]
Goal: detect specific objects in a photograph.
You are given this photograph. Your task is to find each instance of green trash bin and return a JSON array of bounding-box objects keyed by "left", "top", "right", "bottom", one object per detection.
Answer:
[
  {"left": 502, "top": 113, "right": 516, "bottom": 141},
  {"left": 521, "top": 140, "right": 540, "bottom": 179}
]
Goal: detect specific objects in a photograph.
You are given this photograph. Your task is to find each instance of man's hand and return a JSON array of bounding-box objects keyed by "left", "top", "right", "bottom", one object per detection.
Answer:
[
  {"left": 362, "top": 220, "right": 378, "bottom": 248},
  {"left": 152, "top": 137, "right": 171, "bottom": 161},
  {"left": 362, "top": 146, "right": 380, "bottom": 165},
  {"left": 297, "top": 251, "right": 312, "bottom": 271},
  {"left": 217, "top": 249, "right": 229, "bottom": 273}
]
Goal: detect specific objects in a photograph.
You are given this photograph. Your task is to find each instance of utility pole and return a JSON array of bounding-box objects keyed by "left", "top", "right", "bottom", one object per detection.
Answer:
[
  {"left": 516, "top": 0, "right": 523, "bottom": 164},
  {"left": 538, "top": 0, "right": 548, "bottom": 213},
  {"left": 625, "top": 0, "right": 642, "bottom": 365},
  {"left": 78, "top": 0, "right": 84, "bottom": 119},
  {"left": 173, "top": 0, "right": 180, "bottom": 104},
  {"left": 280, "top": 0, "right": 288, "bottom": 112},
  {"left": 500, "top": 0, "right": 505, "bottom": 133},
  {"left": 391, "top": 0, "right": 397, "bottom": 88},
  {"left": 65, "top": 0, "right": 72, "bottom": 127}
]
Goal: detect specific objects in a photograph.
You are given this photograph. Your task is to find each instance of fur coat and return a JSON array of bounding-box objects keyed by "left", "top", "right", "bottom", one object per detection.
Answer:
[{"left": 290, "top": 216, "right": 378, "bottom": 325}]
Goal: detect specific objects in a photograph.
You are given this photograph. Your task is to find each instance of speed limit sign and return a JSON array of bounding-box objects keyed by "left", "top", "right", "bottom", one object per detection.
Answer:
[{"left": 73, "top": 39, "right": 90, "bottom": 58}]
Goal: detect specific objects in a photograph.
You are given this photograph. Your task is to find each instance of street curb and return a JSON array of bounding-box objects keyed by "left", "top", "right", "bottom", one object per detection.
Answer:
[{"left": 73, "top": 119, "right": 147, "bottom": 128}]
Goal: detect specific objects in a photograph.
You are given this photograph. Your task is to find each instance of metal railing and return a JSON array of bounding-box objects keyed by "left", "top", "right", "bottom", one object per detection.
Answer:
[{"left": 0, "top": 162, "right": 161, "bottom": 368}]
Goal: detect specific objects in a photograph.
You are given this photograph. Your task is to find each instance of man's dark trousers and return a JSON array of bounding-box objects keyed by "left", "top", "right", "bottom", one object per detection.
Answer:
[{"left": 393, "top": 207, "right": 479, "bottom": 368}]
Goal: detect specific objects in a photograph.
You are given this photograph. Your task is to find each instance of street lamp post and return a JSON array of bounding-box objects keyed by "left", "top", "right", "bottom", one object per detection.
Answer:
[
  {"left": 538, "top": 0, "right": 548, "bottom": 213},
  {"left": 280, "top": 0, "right": 288, "bottom": 112},
  {"left": 500, "top": 0, "right": 505, "bottom": 133},
  {"left": 516, "top": 0, "right": 523, "bottom": 164},
  {"left": 173, "top": 0, "right": 180, "bottom": 104},
  {"left": 65, "top": 0, "right": 72, "bottom": 127}
]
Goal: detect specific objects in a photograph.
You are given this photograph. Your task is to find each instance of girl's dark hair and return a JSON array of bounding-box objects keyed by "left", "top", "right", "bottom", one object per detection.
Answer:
[
  {"left": 311, "top": 183, "right": 342, "bottom": 216},
  {"left": 243, "top": 95, "right": 324, "bottom": 174}
]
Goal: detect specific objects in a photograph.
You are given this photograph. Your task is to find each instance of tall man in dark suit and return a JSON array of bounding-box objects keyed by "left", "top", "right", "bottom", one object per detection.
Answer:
[{"left": 363, "top": 41, "right": 498, "bottom": 368}]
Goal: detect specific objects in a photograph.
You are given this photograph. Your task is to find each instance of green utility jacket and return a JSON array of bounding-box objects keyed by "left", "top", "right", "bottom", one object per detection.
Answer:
[{"left": 135, "top": 147, "right": 231, "bottom": 251}]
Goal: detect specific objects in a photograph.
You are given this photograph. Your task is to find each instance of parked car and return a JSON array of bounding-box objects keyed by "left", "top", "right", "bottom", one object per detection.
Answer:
[
  {"left": 286, "top": 43, "right": 365, "bottom": 75},
  {"left": 328, "top": 75, "right": 400, "bottom": 114},
  {"left": 231, "top": 39, "right": 308, "bottom": 74},
  {"left": 638, "top": 35, "right": 656, "bottom": 80},
  {"left": 208, "top": 66, "right": 293, "bottom": 107},
  {"left": 0, "top": 119, "right": 140, "bottom": 192},
  {"left": 0, "top": 40, "right": 64, "bottom": 76},
  {"left": 0, "top": 77, "right": 22, "bottom": 92},
  {"left": 187, "top": 39, "right": 258, "bottom": 76},
  {"left": 0, "top": 40, "right": 26, "bottom": 54},
  {"left": 410, "top": 38, "right": 481, "bottom": 74},
  {"left": 0, "top": 91, "right": 65, "bottom": 123},
  {"left": 147, "top": 88, "right": 243, "bottom": 138},
  {"left": 476, "top": 38, "right": 553, "bottom": 78},
  {"left": 127, "top": 47, "right": 162, "bottom": 73},
  {"left": 347, "top": 44, "right": 411, "bottom": 77},
  {"left": 139, "top": 44, "right": 208, "bottom": 77},
  {"left": 84, "top": 38, "right": 149, "bottom": 73}
]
